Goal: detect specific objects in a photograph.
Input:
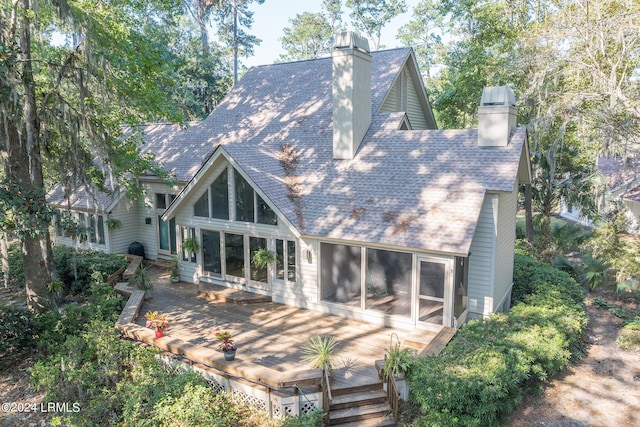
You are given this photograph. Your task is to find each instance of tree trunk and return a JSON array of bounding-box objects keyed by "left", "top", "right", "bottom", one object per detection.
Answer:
[
  {"left": 0, "top": 233, "right": 8, "bottom": 288},
  {"left": 16, "top": 0, "right": 53, "bottom": 311}
]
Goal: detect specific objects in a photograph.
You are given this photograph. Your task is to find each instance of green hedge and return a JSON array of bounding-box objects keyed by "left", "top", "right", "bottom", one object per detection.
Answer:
[
  {"left": 52, "top": 246, "right": 128, "bottom": 293},
  {"left": 408, "top": 254, "right": 587, "bottom": 426}
]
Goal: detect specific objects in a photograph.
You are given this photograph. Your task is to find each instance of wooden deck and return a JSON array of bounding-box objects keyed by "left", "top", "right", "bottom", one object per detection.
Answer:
[{"left": 118, "top": 268, "right": 449, "bottom": 391}]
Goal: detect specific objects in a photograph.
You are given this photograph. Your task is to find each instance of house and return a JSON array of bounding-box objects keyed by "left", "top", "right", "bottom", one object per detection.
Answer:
[
  {"left": 49, "top": 32, "right": 531, "bottom": 331},
  {"left": 559, "top": 156, "right": 640, "bottom": 233}
]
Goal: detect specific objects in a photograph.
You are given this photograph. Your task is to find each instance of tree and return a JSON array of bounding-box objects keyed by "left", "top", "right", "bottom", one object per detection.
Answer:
[
  {"left": 396, "top": 0, "right": 443, "bottom": 79},
  {"left": 279, "top": 12, "right": 335, "bottom": 61},
  {"left": 346, "top": 0, "right": 407, "bottom": 50},
  {"left": 0, "top": 0, "right": 185, "bottom": 310},
  {"left": 213, "top": 0, "right": 264, "bottom": 84}
]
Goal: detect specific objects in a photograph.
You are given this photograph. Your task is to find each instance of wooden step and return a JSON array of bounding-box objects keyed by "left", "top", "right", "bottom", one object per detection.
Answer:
[
  {"left": 329, "top": 402, "right": 392, "bottom": 425},
  {"left": 332, "top": 381, "right": 383, "bottom": 397},
  {"left": 330, "top": 389, "right": 387, "bottom": 410},
  {"left": 122, "top": 255, "right": 143, "bottom": 280},
  {"left": 333, "top": 415, "right": 396, "bottom": 427}
]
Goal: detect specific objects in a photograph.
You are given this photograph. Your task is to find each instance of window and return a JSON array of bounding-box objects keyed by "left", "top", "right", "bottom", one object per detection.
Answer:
[
  {"left": 89, "top": 215, "right": 106, "bottom": 244},
  {"left": 235, "top": 170, "right": 254, "bottom": 222},
  {"left": 181, "top": 227, "right": 197, "bottom": 262},
  {"left": 257, "top": 195, "right": 277, "bottom": 225},
  {"left": 225, "top": 233, "right": 245, "bottom": 278},
  {"left": 202, "top": 230, "right": 221, "bottom": 275},
  {"left": 156, "top": 193, "right": 167, "bottom": 210},
  {"left": 194, "top": 191, "right": 209, "bottom": 217},
  {"left": 275, "top": 239, "right": 297, "bottom": 282},
  {"left": 249, "top": 237, "right": 268, "bottom": 283},
  {"left": 211, "top": 169, "right": 229, "bottom": 219},
  {"left": 321, "top": 243, "right": 361, "bottom": 306}
]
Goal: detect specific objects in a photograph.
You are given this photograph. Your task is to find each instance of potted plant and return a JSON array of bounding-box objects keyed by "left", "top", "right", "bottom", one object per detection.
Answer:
[
  {"left": 215, "top": 331, "right": 237, "bottom": 361},
  {"left": 252, "top": 247, "right": 275, "bottom": 268},
  {"left": 145, "top": 311, "right": 169, "bottom": 338},
  {"left": 383, "top": 343, "right": 414, "bottom": 400},
  {"left": 182, "top": 237, "right": 200, "bottom": 256},
  {"left": 302, "top": 335, "right": 339, "bottom": 377}
]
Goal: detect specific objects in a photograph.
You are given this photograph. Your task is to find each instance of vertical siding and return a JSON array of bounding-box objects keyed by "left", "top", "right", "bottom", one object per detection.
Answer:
[
  {"left": 405, "top": 75, "right": 428, "bottom": 129},
  {"left": 467, "top": 193, "right": 497, "bottom": 318},
  {"left": 494, "top": 188, "right": 518, "bottom": 312}
]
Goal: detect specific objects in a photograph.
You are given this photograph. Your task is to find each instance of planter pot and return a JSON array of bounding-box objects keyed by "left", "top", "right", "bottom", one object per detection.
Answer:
[
  {"left": 155, "top": 330, "right": 164, "bottom": 338},
  {"left": 171, "top": 276, "right": 180, "bottom": 283},
  {"left": 223, "top": 350, "right": 236, "bottom": 361}
]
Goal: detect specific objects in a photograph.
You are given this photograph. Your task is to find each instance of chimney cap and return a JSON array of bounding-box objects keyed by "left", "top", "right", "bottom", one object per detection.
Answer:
[
  {"left": 480, "top": 86, "right": 516, "bottom": 107},
  {"left": 333, "top": 31, "right": 370, "bottom": 53}
]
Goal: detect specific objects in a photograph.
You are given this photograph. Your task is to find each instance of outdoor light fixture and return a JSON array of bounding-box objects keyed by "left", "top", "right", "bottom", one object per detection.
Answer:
[
  {"left": 306, "top": 249, "right": 312, "bottom": 263},
  {"left": 145, "top": 217, "right": 152, "bottom": 224}
]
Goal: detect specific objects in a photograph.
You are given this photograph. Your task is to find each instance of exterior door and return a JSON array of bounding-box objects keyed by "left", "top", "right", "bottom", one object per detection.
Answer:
[{"left": 417, "top": 258, "right": 452, "bottom": 328}]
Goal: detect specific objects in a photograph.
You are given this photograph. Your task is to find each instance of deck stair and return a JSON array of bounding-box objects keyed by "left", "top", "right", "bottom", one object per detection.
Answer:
[{"left": 328, "top": 382, "right": 395, "bottom": 426}]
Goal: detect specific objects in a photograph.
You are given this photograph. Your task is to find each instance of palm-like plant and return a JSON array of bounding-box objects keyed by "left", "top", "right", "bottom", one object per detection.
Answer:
[
  {"left": 302, "top": 335, "right": 339, "bottom": 376},
  {"left": 580, "top": 253, "right": 611, "bottom": 290}
]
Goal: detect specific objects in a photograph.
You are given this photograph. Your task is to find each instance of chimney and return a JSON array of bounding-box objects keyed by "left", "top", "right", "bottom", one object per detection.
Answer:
[
  {"left": 332, "top": 32, "right": 372, "bottom": 160},
  {"left": 478, "top": 86, "right": 517, "bottom": 147}
]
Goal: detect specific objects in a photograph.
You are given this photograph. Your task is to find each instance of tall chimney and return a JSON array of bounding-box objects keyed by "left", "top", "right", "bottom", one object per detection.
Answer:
[
  {"left": 478, "top": 86, "right": 517, "bottom": 147},
  {"left": 332, "top": 32, "right": 372, "bottom": 160}
]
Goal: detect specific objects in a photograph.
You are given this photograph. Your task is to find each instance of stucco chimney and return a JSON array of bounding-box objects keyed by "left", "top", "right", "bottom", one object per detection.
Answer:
[
  {"left": 478, "top": 86, "right": 517, "bottom": 147},
  {"left": 332, "top": 32, "right": 372, "bottom": 160}
]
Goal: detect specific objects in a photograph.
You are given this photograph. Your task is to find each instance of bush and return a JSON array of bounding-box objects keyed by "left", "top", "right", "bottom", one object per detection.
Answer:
[
  {"left": 280, "top": 409, "right": 325, "bottom": 427},
  {"left": 617, "top": 318, "right": 640, "bottom": 351},
  {"left": 0, "top": 305, "right": 34, "bottom": 355},
  {"left": 52, "top": 246, "right": 128, "bottom": 294},
  {"left": 3, "top": 244, "right": 25, "bottom": 285},
  {"left": 408, "top": 254, "right": 587, "bottom": 426}
]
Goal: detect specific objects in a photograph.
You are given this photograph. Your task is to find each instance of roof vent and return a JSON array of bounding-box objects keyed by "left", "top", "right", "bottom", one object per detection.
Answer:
[{"left": 478, "top": 86, "right": 517, "bottom": 147}]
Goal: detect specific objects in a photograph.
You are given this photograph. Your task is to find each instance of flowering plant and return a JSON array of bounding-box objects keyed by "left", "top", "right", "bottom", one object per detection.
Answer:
[
  {"left": 214, "top": 331, "right": 236, "bottom": 352},
  {"left": 144, "top": 311, "right": 169, "bottom": 332}
]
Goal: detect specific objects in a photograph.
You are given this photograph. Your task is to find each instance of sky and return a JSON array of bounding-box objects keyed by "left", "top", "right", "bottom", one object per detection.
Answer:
[{"left": 244, "top": 0, "right": 420, "bottom": 68}]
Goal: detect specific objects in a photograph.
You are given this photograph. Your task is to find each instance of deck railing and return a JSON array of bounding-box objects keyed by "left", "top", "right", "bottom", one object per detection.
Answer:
[
  {"left": 321, "top": 368, "right": 332, "bottom": 424},
  {"left": 385, "top": 371, "right": 401, "bottom": 423}
]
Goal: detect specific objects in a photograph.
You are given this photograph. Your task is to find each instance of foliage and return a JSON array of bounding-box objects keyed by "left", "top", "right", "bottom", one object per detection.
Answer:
[
  {"left": 130, "top": 265, "right": 154, "bottom": 294},
  {"left": 396, "top": 0, "right": 442, "bottom": 79},
  {"left": 0, "top": 305, "right": 35, "bottom": 356},
  {"left": 279, "top": 12, "right": 335, "bottom": 61},
  {"left": 252, "top": 247, "right": 276, "bottom": 268},
  {"left": 5, "top": 243, "right": 25, "bottom": 285},
  {"left": 214, "top": 330, "right": 236, "bottom": 352},
  {"left": 182, "top": 237, "right": 200, "bottom": 254},
  {"left": 580, "top": 253, "right": 611, "bottom": 290},
  {"left": 408, "top": 255, "right": 587, "bottom": 426},
  {"left": 592, "top": 297, "right": 632, "bottom": 320},
  {"left": 346, "top": 0, "right": 407, "bottom": 50},
  {"left": 151, "top": 385, "right": 244, "bottom": 427},
  {"left": 52, "top": 246, "right": 128, "bottom": 294},
  {"left": 145, "top": 311, "right": 169, "bottom": 332},
  {"left": 383, "top": 344, "right": 415, "bottom": 377},
  {"left": 280, "top": 409, "right": 326, "bottom": 427},
  {"left": 616, "top": 279, "right": 640, "bottom": 301},
  {"left": 616, "top": 318, "right": 640, "bottom": 351},
  {"left": 302, "top": 335, "right": 339, "bottom": 376}
]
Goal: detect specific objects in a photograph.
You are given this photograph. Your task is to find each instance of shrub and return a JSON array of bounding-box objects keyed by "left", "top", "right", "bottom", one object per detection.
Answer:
[
  {"left": 52, "top": 246, "right": 127, "bottom": 294},
  {"left": 280, "top": 409, "right": 325, "bottom": 427},
  {"left": 408, "top": 254, "right": 587, "bottom": 426},
  {"left": 3, "top": 244, "right": 25, "bottom": 285},
  {"left": 616, "top": 318, "right": 640, "bottom": 351},
  {"left": 0, "top": 305, "right": 34, "bottom": 355}
]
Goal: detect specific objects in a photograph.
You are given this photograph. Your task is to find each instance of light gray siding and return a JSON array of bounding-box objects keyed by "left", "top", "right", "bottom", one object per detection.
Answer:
[
  {"left": 467, "top": 193, "right": 497, "bottom": 318},
  {"left": 494, "top": 188, "right": 518, "bottom": 312},
  {"left": 405, "top": 74, "right": 428, "bottom": 129},
  {"left": 108, "top": 198, "right": 141, "bottom": 254},
  {"left": 138, "top": 181, "right": 180, "bottom": 260}
]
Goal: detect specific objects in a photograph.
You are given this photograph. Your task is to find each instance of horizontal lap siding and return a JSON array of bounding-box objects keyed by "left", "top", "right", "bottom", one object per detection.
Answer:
[
  {"left": 109, "top": 198, "right": 141, "bottom": 255},
  {"left": 380, "top": 80, "right": 399, "bottom": 112},
  {"left": 139, "top": 182, "right": 179, "bottom": 260},
  {"left": 468, "top": 194, "right": 497, "bottom": 318},
  {"left": 494, "top": 188, "right": 518, "bottom": 312}
]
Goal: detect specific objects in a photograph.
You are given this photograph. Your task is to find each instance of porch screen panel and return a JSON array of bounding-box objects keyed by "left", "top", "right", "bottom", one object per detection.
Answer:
[
  {"left": 211, "top": 169, "right": 229, "bottom": 219},
  {"left": 225, "top": 233, "right": 245, "bottom": 278},
  {"left": 419, "top": 261, "right": 445, "bottom": 324},
  {"left": 365, "top": 249, "right": 412, "bottom": 317},
  {"left": 234, "top": 170, "right": 254, "bottom": 222},
  {"left": 320, "top": 243, "right": 361, "bottom": 306},
  {"left": 249, "top": 237, "right": 268, "bottom": 283},
  {"left": 202, "top": 230, "right": 221, "bottom": 276}
]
